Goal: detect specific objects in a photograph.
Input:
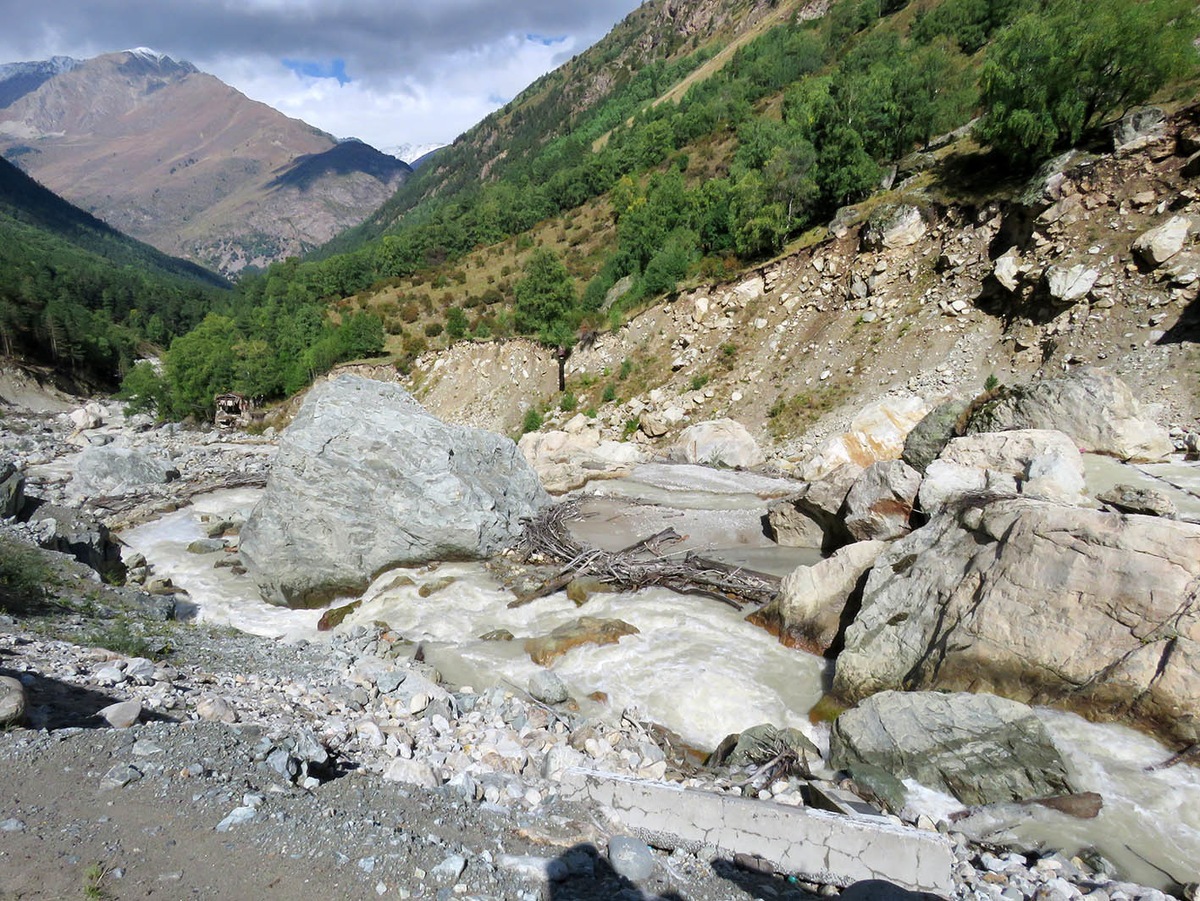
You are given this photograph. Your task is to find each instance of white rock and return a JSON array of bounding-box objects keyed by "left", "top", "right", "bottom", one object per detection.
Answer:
[
  {"left": 670, "top": 419, "right": 765, "bottom": 468},
  {"left": 99, "top": 700, "right": 141, "bottom": 729},
  {"left": 382, "top": 758, "right": 440, "bottom": 788},
  {"left": 1045, "top": 264, "right": 1099, "bottom": 303},
  {"left": 1133, "top": 215, "right": 1191, "bottom": 267}
]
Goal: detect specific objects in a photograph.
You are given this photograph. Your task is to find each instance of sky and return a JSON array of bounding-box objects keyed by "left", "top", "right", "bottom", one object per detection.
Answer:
[{"left": 0, "top": 0, "right": 644, "bottom": 151}]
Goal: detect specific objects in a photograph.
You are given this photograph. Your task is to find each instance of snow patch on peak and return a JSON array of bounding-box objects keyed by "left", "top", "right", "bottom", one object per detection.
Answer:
[{"left": 125, "top": 47, "right": 168, "bottom": 61}]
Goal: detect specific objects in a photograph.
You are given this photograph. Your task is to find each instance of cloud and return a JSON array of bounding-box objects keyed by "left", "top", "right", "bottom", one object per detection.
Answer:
[{"left": 0, "top": 0, "right": 642, "bottom": 147}]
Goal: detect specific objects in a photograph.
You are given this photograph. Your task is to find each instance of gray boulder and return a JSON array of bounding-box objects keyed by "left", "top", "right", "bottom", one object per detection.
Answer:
[
  {"left": 29, "top": 504, "right": 126, "bottom": 582},
  {"left": 861, "top": 204, "right": 927, "bottom": 250},
  {"left": 241, "top": 375, "right": 548, "bottom": 607},
  {"left": 833, "top": 497, "right": 1200, "bottom": 746},
  {"left": 709, "top": 723, "right": 822, "bottom": 770},
  {"left": 0, "top": 462, "right": 24, "bottom": 518},
  {"left": 844, "top": 461, "right": 921, "bottom": 542},
  {"left": 964, "top": 370, "right": 1171, "bottom": 463},
  {"left": 1044, "top": 264, "right": 1098, "bottom": 303},
  {"left": 901, "top": 399, "right": 970, "bottom": 473},
  {"left": 1113, "top": 107, "right": 1167, "bottom": 155},
  {"left": 608, "top": 836, "right": 655, "bottom": 883},
  {"left": 528, "top": 670, "right": 569, "bottom": 705},
  {"left": 1097, "top": 484, "right": 1176, "bottom": 518},
  {"left": 766, "top": 463, "right": 862, "bottom": 551},
  {"left": 830, "top": 691, "right": 1074, "bottom": 806},
  {"left": 69, "top": 445, "right": 178, "bottom": 498}
]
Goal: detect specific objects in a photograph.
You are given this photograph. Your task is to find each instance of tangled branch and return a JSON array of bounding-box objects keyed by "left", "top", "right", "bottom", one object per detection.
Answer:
[{"left": 514, "top": 500, "right": 780, "bottom": 610}]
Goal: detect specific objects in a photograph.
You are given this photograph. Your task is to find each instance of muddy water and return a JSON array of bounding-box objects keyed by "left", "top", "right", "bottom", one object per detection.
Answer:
[
  {"left": 1083, "top": 453, "right": 1200, "bottom": 521},
  {"left": 120, "top": 467, "right": 1200, "bottom": 889},
  {"left": 119, "top": 488, "right": 322, "bottom": 640}
]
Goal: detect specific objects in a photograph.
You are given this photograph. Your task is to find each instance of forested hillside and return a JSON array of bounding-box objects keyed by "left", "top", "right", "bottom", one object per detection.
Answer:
[
  {"left": 124, "top": 0, "right": 1198, "bottom": 417},
  {"left": 0, "top": 158, "right": 229, "bottom": 387}
]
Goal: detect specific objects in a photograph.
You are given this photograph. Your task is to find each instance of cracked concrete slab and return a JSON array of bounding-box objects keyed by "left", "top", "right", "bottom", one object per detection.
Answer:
[{"left": 559, "top": 768, "right": 954, "bottom": 895}]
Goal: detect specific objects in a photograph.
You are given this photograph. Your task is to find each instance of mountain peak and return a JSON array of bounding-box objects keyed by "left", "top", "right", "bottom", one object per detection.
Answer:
[{"left": 124, "top": 46, "right": 168, "bottom": 60}]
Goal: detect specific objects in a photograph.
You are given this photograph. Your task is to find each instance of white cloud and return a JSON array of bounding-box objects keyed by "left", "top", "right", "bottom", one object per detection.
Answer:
[
  {"left": 0, "top": 1, "right": 639, "bottom": 148},
  {"left": 204, "top": 32, "right": 582, "bottom": 146}
]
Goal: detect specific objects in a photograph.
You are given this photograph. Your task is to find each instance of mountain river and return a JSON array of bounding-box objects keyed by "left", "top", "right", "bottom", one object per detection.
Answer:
[{"left": 119, "top": 462, "right": 1200, "bottom": 890}]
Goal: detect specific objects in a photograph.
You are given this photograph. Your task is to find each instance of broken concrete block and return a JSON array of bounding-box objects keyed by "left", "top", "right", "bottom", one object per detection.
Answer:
[{"left": 558, "top": 768, "right": 954, "bottom": 895}]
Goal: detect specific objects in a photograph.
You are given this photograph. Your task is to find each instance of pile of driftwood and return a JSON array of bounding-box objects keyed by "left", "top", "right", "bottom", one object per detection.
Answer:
[{"left": 512, "top": 500, "right": 780, "bottom": 609}]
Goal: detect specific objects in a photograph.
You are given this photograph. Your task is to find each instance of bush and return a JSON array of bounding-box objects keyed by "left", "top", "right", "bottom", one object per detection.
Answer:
[
  {"left": 560, "top": 391, "right": 578, "bottom": 412},
  {"left": 602, "top": 384, "right": 616, "bottom": 403},
  {"left": 446, "top": 307, "right": 468, "bottom": 340},
  {"left": 522, "top": 408, "right": 543, "bottom": 433},
  {"left": 400, "top": 303, "right": 419, "bottom": 323},
  {"left": 978, "top": 0, "right": 1197, "bottom": 167},
  {"left": 423, "top": 322, "right": 444, "bottom": 337}
]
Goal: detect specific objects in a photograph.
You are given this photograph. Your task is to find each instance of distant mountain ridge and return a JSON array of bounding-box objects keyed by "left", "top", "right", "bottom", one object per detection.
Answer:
[
  {"left": 380, "top": 141, "right": 449, "bottom": 165},
  {"left": 0, "top": 50, "right": 412, "bottom": 275},
  {"left": 0, "top": 55, "right": 79, "bottom": 108}
]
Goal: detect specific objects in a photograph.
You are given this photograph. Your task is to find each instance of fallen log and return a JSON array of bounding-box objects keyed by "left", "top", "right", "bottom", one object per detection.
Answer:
[
  {"left": 1145, "top": 743, "right": 1200, "bottom": 773},
  {"left": 515, "top": 501, "right": 780, "bottom": 609}
]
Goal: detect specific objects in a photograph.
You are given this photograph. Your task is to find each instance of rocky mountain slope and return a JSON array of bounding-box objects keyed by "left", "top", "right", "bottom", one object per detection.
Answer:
[
  {"left": 394, "top": 105, "right": 1199, "bottom": 464},
  {"left": 0, "top": 50, "right": 411, "bottom": 274}
]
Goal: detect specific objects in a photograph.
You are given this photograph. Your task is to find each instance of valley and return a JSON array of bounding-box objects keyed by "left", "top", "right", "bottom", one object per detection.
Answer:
[{"left": 2, "top": 0, "right": 1200, "bottom": 899}]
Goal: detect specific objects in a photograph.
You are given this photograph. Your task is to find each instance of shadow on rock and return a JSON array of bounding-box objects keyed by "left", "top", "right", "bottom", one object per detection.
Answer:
[{"left": 0, "top": 666, "right": 174, "bottom": 730}]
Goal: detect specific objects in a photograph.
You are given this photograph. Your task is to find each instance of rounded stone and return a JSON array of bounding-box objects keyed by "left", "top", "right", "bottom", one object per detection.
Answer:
[
  {"left": 608, "top": 835, "right": 655, "bottom": 882},
  {"left": 528, "top": 670, "right": 569, "bottom": 705}
]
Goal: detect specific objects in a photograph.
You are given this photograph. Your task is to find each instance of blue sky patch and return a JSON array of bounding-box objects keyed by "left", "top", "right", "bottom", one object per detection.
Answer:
[
  {"left": 526, "top": 34, "right": 566, "bottom": 46},
  {"left": 282, "top": 57, "right": 350, "bottom": 85}
]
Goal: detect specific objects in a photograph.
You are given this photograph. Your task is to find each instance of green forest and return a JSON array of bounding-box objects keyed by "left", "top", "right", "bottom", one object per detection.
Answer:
[{"left": 102, "top": 0, "right": 1197, "bottom": 416}]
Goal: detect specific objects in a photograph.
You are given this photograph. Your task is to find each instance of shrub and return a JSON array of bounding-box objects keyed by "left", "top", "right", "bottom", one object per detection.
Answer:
[
  {"left": 522, "top": 408, "right": 543, "bottom": 433},
  {"left": 423, "top": 322, "right": 444, "bottom": 337},
  {"left": 560, "top": 392, "right": 578, "bottom": 412}
]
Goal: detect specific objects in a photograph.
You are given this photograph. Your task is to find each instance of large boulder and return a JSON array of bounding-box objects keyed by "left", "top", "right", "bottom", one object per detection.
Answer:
[
  {"left": 917, "top": 429, "right": 1083, "bottom": 513},
  {"left": 240, "top": 375, "right": 549, "bottom": 607},
  {"left": 67, "top": 402, "right": 104, "bottom": 432},
  {"left": 0, "top": 675, "right": 25, "bottom": 727},
  {"left": 766, "top": 463, "right": 862, "bottom": 551},
  {"left": 1113, "top": 107, "right": 1167, "bottom": 155},
  {"left": 1044, "top": 264, "right": 1098, "bottom": 303},
  {"left": 1132, "top": 215, "right": 1191, "bottom": 268},
  {"left": 68, "top": 445, "right": 178, "bottom": 498},
  {"left": 901, "top": 398, "right": 970, "bottom": 473},
  {"left": 830, "top": 691, "right": 1074, "bottom": 807},
  {"left": 1, "top": 462, "right": 25, "bottom": 518},
  {"left": 28, "top": 504, "right": 126, "bottom": 582},
  {"left": 939, "top": 429, "right": 1081, "bottom": 476},
  {"left": 964, "top": 370, "right": 1171, "bottom": 463},
  {"left": 803, "top": 396, "right": 931, "bottom": 482},
  {"left": 669, "top": 419, "right": 765, "bottom": 468},
  {"left": 833, "top": 497, "right": 1200, "bottom": 745},
  {"left": 518, "top": 426, "right": 645, "bottom": 494},
  {"left": 844, "top": 461, "right": 921, "bottom": 542},
  {"left": 748, "top": 540, "right": 887, "bottom": 654},
  {"left": 861, "top": 204, "right": 927, "bottom": 250}
]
